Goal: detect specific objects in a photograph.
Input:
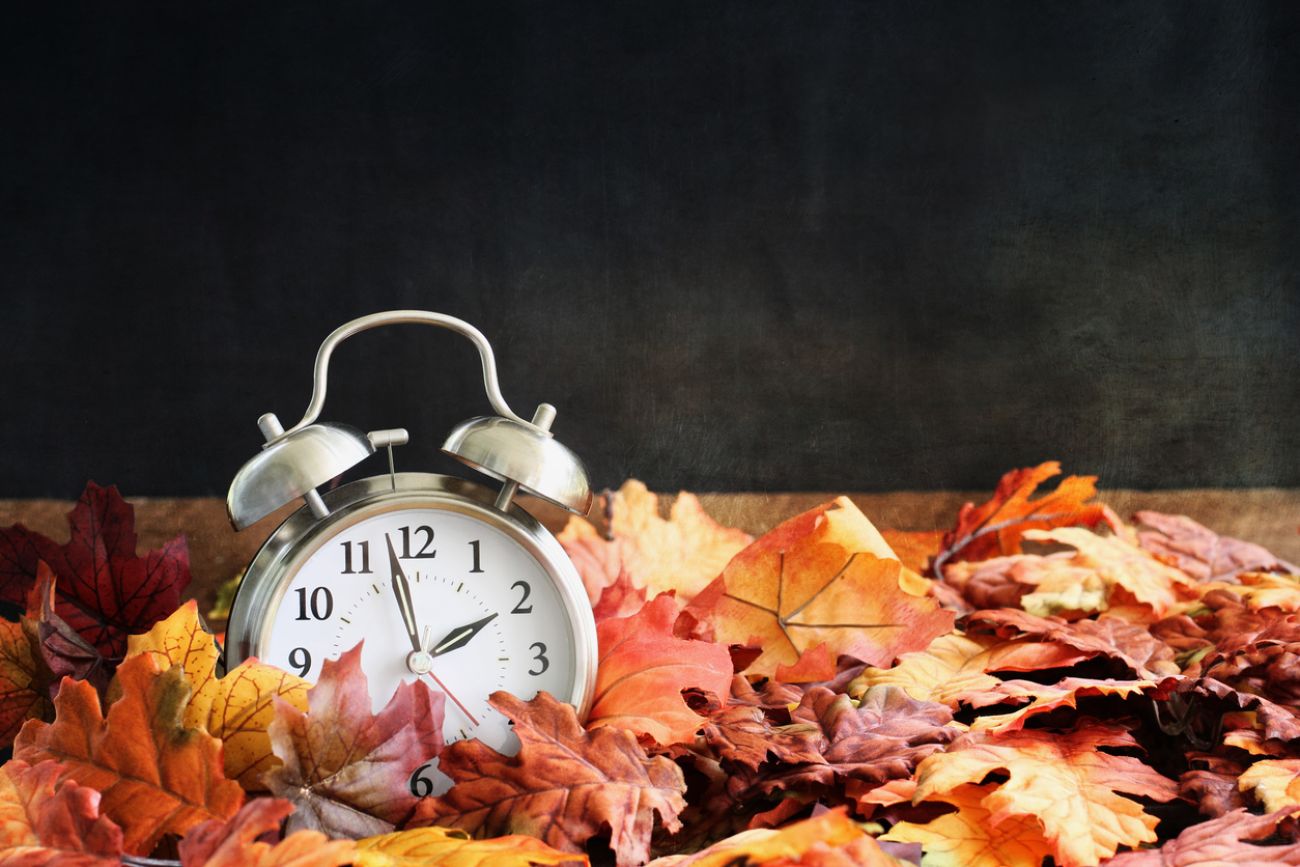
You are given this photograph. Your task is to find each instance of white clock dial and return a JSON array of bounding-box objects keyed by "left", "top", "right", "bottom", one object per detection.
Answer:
[{"left": 261, "top": 506, "right": 578, "bottom": 792}]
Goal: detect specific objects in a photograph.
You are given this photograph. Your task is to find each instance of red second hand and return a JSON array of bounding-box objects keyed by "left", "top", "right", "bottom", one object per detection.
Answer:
[{"left": 425, "top": 671, "right": 480, "bottom": 727}]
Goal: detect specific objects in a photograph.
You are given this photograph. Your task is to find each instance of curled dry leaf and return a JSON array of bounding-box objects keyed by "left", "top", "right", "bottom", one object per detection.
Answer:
[
  {"left": 23, "top": 565, "right": 109, "bottom": 697},
  {"left": 355, "top": 825, "right": 586, "bottom": 867},
  {"left": 0, "top": 759, "right": 124, "bottom": 866},
  {"left": 177, "top": 797, "right": 357, "bottom": 867},
  {"left": 265, "top": 643, "right": 445, "bottom": 838},
  {"left": 414, "top": 691, "right": 686, "bottom": 866},
  {"left": 1178, "top": 754, "right": 1248, "bottom": 817},
  {"left": 913, "top": 721, "right": 1179, "bottom": 867},
  {"left": 0, "top": 617, "right": 48, "bottom": 750},
  {"left": 850, "top": 631, "right": 1092, "bottom": 708},
  {"left": 963, "top": 609, "right": 1179, "bottom": 678},
  {"left": 1135, "top": 510, "right": 1297, "bottom": 583},
  {"left": 1238, "top": 759, "right": 1300, "bottom": 813},
  {"left": 934, "top": 461, "right": 1116, "bottom": 576},
  {"left": 882, "top": 782, "right": 1051, "bottom": 867},
  {"left": 0, "top": 482, "right": 191, "bottom": 660},
  {"left": 589, "top": 594, "right": 733, "bottom": 745},
  {"left": 125, "top": 600, "right": 310, "bottom": 788},
  {"left": 559, "top": 481, "right": 752, "bottom": 603},
  {"left": 1101, "top": 808, "right": 1300, "bottom": 865},
  {"left": 687, "top": 498, "right": 953, "bottom": 678},
  {"left": 646, "top": 809, "right": 904, "bottom": 866},
  {"left": 13, "top": 653, "right": 244, "bottom": 854},
  {"left": 967, "top": 676, "right": 1177, "bottom": 733}
]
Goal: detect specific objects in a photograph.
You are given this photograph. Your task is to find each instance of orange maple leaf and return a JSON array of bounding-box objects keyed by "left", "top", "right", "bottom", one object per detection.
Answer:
[
  {"left": 913, "top": 722, "right": 1178, "bottom": 867},
  {"left": 414, "top": 691, "right": 686, "bottom": 867},
  {"left": 13, "top": 653, "right": 244, "bottom": 854},
  {"left": 589, "top": 594, "right": 733, "bottom": 745},
  {"left": 687, "top": 498, "right": 954, "bottom": 676},
  {"left": 0, "top": 759, "right": 124, "bottom": 865},
  {"left": 559, "top": 481, "right": 752, "bottom": 603},
  {"left": 355, "top": 825, "right": 586, "bottom": 866},
  {"left": 125, "top": 600, "right": 310, "bottom": 789},
  {"left": 177, "top": 798, "right": 357, "bottom": 867},
  {"left": 1104, "top": 808, "right": 1300, "bottom": 865},
  {"left": 882, "top": 782, "right": 1052, "bottom": 867},
  {"left": 934, "top": 461, "right": 1116, "bottom": 577}
]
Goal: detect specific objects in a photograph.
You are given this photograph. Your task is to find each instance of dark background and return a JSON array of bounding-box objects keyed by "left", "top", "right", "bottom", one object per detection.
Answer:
[{"left": 3, "top": 2, "right": 1297, "bottom": 499}]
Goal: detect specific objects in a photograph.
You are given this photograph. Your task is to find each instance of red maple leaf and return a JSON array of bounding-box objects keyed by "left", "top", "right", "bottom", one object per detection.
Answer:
[{"left": 0, "top": 482, "right": 190, "bottom": 660}]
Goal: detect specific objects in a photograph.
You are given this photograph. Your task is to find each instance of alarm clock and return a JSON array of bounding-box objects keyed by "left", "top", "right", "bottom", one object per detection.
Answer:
[{"left": 224, "top": 310, "right": 597, "bottom": 793}]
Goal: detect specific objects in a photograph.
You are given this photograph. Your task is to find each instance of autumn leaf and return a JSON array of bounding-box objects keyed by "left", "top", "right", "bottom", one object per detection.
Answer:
[
  {"left": 882, "top": 783, "right": 1052, "bottom": 867},
  {"left": 1102, "top": 808, "right": 1300, "bottom": 865},
  {"left": 0, "top": 482, "right": 191, "bottom": 660},
  {"left": 689, "top": 704, "right": 826, "bottom": 773},
  {"left": 963, "top": 609, "right": 1179, "bottom": 678},
  {"left": 13, "top": 653, "right": 244, "bottom": 854},
  {"left": 589, "top": 594, "right": 733, "bottom": 745},
  {"left": 1193, "top": 572, "right": 1300, "bottom": 614},
  {"left": 1237, "top": 759, "right": 1300, "bottom": 813},
  {"left": 880, "top": 529, "right": 944, "bottom": 576},
  {"left": 591, "top": 568, "right": 648, "bottom": 623},
  {"left": 967, "top": 676, "right": 1176, "bottom": 732},
  {"left": 934, "top": 461, "right": 1116, "bottom": 576},
  {"left": 0, "top": 617, "right": 49, "bottom": 750},
  {"left": 414, "top": 691, "right": 686, "bottom": 866},
  {"left": 1135, "top": 510, "right": 1297, "bottom": 583},
  {"left": 125, "top": 600, "right": 310, "bottom": 788},
  {"left": 773, "top": 643, "right": 837, "bottom": 684},
  {"left": 1178, "top": 754, "right": 1248, "bottom": 817},
  {"left": 850, "top": 631, "right": 1092, "bottom": 708},
  {"left": 913, "top": 721, "right": 1178, "bottom": 867},
  {"left": 265, "top": 643, "right": 445, "bottom": 838},
  {"left": 560, "top": 481, "right": 752, "bottom": 603},
  {"left": 687, "top": 498, "right": 954, "bottom": 677},
  {"left": 177, "top": 797, "right": 357, "bottom": 867},
  {"left": 355, "top": 825, "right": 586, "bottom": 866},
  {"left": 22, "top": 564, "right": 109, "bottom": 696},
  {"left": 646, "top": 809, "right": 904, "bottom": 866},
  {"left": 0, "top": 759, "right": 124, "bottom": 865}
]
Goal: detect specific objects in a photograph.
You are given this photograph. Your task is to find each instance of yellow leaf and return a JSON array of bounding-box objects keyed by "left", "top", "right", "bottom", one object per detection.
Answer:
[
  {"left": 850, "top": 632, "right": 1091, "bottom": 708},
  {"left": 125, "top": 600, "right": 310, "bottom": 789},
  {"left": 355, "top": 825, "right": 586, "bottom": 866},
  {"left": 646, "top": 809, "right": 904, "bottom": 866},
  {"left": 882, "top": 783, "right": 1050, "bottom": 867},
  {"left": 1238, "top": 759, "right": 1300, "bottom": 813}
]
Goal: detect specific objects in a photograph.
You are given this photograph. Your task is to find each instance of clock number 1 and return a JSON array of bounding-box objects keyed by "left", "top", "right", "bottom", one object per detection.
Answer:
[
  {"left": 468, "top": 539, "right": 484, "bottom": 573},
  {"left": 340, "top": 540, "right": 371, "bottom": 574}
]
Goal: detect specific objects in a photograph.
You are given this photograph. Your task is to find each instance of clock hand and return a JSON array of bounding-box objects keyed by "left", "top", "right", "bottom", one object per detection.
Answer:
[
  {"left": 421, "top": 671, "right": 480, "bottom": 727},
  {"left": 428, "top": 612, "right": 499, "bottom": 657},
  {"left": 385, "top": 534, "right": 423, "bottom": 655}
]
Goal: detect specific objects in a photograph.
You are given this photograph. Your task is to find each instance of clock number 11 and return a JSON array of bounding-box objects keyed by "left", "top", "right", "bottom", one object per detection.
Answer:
[{"left": 340, "top": 540, "right": 371, "bottom": 574}]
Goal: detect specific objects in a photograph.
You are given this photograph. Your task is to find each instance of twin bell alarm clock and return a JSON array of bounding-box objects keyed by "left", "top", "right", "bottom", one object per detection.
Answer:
[{"left": 223, "top": 310, "right": 597, "bottom": 795}]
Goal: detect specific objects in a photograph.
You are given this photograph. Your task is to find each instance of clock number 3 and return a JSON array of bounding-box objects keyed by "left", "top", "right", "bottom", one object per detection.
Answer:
[{"left": 529, "top": 642, "right": 549, "bottom": 676}]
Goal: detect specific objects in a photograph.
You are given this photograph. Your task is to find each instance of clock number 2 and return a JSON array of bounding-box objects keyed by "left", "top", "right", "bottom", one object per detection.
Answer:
[
  {"left": 510, "top": 580, "right": 533, "bottom": 614},
  {"left": 294, "top": 586, "right": 334, "bottom": 621},
  {"left": 529, "top": 642, "right": 549, "bottom": 676}
]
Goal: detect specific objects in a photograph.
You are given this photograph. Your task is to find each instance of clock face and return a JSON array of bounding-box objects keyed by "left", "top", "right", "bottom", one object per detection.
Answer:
[{"left": 259, "top": 505, "right": 579, "bottom": 792}]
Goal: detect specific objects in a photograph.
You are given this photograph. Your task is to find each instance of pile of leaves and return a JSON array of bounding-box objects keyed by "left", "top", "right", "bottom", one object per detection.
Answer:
[{"left": 1, "top": 469, "right": 1299, "bottom": 866}]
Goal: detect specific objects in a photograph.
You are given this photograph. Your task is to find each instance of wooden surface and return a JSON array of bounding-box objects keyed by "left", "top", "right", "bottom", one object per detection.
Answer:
[{"left": 1, "top": 489, "right": 1297, "bottom": 619}]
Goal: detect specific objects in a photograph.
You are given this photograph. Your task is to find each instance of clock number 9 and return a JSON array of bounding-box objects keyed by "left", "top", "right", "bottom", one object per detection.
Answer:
[
  {"left": 287, "top": 647, "right": 311, "bottom": 677},
  {"left": 529, "top": 642, "right": 549, "bottom": 676}
]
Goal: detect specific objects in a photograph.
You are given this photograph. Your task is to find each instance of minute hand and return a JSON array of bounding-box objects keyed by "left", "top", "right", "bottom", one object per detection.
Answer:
[
  {"left": 385, "top": 535, "right": 422, "bottom": 654},
  {"left": 429, "top": 612, "right": 498, "bottom": 657}
]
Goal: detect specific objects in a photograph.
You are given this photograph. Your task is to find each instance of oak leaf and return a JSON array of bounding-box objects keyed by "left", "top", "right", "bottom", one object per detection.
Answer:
[
  {"left": 125, "top": 600, "right": 310, "bottom": 788},
  {"left": 589, "top": 594, "right": 733, "bottom": 745},
  {"left": 265, "top": 643, "right": 445, "bottom": 838},
  {"left": 881, "top": 783, "right": 1052, "bottom": 867},
  {"left": 177, "top": 797, "right": 357, "bottom": 867},
  {"left": 646, "top": 809, "right": 903, "bottom": 866},
  {"left": 850, "top": 631, "right": 1092, "bottom": 708},
  {"left": 0, "top": 759, "right": 124, "bottom": 866},
  {"left": 559, "top": 481, "right": 752, "bottom": 603},
  {"left": 355, "top": 825, "right": 586, "bottom": 866},
  {"left": 0, "top": 618, "right": 48, "bottom": 750},
  {"left": 1102, "top": 808, "right": 1300, "bottom": 865},
  {"left": 13, "top": 653, "right": 244, "bottom": 854},
  {"left": 1135, "top": 510, "right": 1297, "bottom": 583},
  {"left": 413, "top": 691, "right": 686, "bottom": 866},
  {"left": 687, "top": 498, "right": 954, "bottom": 677},
  {"left": 913, "top": 721, "right": 1178, "bottom": 867},
  {"left": 934, "top": 462, "right": 1116, "bottom": 576},
  {"left": 0, "top": 482, "right": 191, "bottom": 660}
]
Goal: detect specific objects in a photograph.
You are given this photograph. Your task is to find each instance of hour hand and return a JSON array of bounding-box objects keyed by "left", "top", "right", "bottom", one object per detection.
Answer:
[{"left": 428, "top": 612, "right": 498, "bottom": 657}]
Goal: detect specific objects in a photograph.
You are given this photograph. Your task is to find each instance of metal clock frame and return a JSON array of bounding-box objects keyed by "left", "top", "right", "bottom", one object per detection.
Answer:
[{"left": 224, "top": 471, "right": 598, "bottom": 720}]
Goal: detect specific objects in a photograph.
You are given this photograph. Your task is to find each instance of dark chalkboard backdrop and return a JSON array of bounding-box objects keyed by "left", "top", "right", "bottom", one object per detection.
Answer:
[{"left": 2, "top": 2, "right": 1297, "bottom": 498}]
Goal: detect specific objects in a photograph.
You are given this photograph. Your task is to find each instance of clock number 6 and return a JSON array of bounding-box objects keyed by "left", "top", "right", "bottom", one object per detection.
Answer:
[
  {"left": 529, "top": 642, "right": 549, "bottom": 676},
  {"left": 409, "top": 762, "right": 438, "bottom": 798}
]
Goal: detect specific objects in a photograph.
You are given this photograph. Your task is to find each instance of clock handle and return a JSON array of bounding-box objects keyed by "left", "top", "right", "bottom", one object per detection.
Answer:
[{"left": 267, "top": 310, "right": 545, "bottom": 443}]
